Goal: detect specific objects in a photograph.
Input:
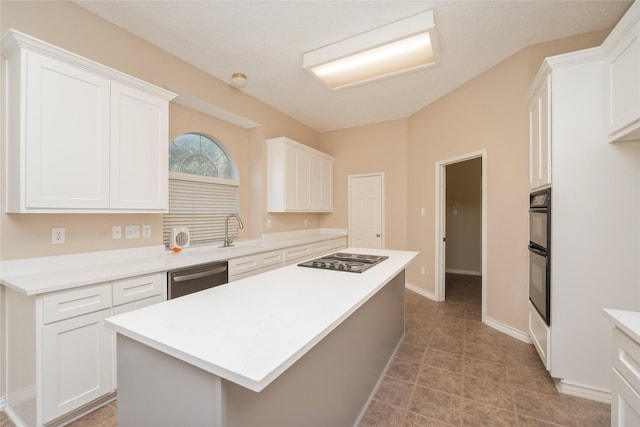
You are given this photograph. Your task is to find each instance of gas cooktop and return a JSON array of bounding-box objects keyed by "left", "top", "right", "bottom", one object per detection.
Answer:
[{"left": 297, "top": 252, "right": 388, "bottom": 273}]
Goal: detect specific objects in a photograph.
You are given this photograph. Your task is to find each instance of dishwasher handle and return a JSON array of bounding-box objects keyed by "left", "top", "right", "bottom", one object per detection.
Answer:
[{"left": 172, "top": 266, "right": 228, "bottom": 283}]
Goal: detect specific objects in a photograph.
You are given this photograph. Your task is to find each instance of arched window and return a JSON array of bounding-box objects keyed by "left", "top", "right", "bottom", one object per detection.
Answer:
[
  {"left": 164, "top": 133, "right": 240, "bottom": 247},
  {"left": 169, "top": 133, "right": 235, "bottom": 180}
]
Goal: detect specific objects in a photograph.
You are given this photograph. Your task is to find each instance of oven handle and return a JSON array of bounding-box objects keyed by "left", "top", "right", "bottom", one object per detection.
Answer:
[
  {"left": 172, "top": 266, "right": 228, "bottom": 283},
  {"left": 528, "top": 244, "right": 547, "bottom": 257}
]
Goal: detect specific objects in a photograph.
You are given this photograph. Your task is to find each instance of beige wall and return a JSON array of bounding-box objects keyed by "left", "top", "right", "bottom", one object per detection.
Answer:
[
  {"left": 445, "top": 158, "right": 482, "bottom": 274},
  {"left": 0, "top": 0, "right": 324, "bottom": 262},
  {"left": 319, "top": 119, "right": 408, "bottom": 250},
  {"left": 405, "top": 30, "right": 609, "bottom": 332},
  {"left": 0, "top": 0, "right": 614, "bottom": 407}
]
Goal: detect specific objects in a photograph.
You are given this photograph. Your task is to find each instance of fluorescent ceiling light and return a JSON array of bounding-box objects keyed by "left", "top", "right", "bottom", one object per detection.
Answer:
[{"left": 303, "top": 10, "right": 439, "bottom": 90}]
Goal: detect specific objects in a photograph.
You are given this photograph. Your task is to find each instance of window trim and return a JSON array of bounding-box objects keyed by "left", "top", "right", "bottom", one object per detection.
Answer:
[{"left": 169, "top": 171, "right": 239, "bottom": 186}]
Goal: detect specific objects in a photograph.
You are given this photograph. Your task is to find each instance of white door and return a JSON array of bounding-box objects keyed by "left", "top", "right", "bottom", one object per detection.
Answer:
[{"left": 349, "top": 174, "right": 383, "bottom": 249}]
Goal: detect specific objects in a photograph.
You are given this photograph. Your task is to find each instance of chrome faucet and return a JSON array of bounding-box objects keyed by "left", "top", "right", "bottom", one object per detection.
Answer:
[{"left": 222, "top": 213, "right": 244, "bottom": 247}]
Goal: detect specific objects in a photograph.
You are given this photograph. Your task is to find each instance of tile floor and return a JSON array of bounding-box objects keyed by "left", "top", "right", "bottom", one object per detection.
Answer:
[
  {"left": 359, "top": 273, "right": 610, "bottom": 426},
  {"left": 1, "top": 274, "right": 610, "bottom": 427}
]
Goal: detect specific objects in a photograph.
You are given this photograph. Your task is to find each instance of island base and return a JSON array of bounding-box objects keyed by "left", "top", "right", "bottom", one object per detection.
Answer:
[{"left": 116, "top": 271, "right": 405, "bottom": 427}]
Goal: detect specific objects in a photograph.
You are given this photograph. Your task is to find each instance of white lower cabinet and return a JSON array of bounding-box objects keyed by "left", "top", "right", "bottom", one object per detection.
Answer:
[
  {"left": 610, "top": 326, "right": 640, "bottom": 426},
  {"left": 283, "top": 238, "right": 347, "bottom": 266},
  {"left": 612, "top": 369, "right": 640, "bottom": 426},
  {"left": 42, "top": 309, "right": 113, "bottom": 422},
  {"left": 4, "top": 272, "right": 166, "bottom": 426},
  {"left": 229, "top": 249, "right": 284, "bottom": 282},
  {"left": 528, "top": 301, "right": 550, "bottom": 370}
]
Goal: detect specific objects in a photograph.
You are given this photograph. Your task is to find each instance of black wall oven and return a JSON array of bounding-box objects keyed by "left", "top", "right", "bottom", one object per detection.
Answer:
[{"left": 529, "top": 188, "right": 550, "bottom": 325}]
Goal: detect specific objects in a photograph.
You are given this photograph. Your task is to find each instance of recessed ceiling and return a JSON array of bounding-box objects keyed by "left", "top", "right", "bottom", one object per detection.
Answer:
[{"left": 74, "top": 1, "right": 631, "bottom": 132}]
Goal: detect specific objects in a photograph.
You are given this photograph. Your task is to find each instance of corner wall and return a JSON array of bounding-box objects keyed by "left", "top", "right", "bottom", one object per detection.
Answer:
[{"left": 405, "top": 30, "right": 609, "bottom": 333}]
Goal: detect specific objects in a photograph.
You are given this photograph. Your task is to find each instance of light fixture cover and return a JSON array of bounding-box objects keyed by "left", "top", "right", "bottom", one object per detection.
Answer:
[
  {"left": 231, "top": 72, "right": 248, "bottom": 88},
  {"left": 303, "top": 10, "right": 439, "bottom": 90}
]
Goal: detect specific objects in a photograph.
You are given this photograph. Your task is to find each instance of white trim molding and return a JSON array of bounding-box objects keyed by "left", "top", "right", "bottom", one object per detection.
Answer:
[
  {"left": 555, "top": 379, "right": 611, "bottom": 404},
  {"left": 405, "top": 282, "right": 437, "bottom": 301},
  {"left": 445, "top": 269, "right": 481, "bottom": 276},
  {"left": 434, "top": 150, "right": 487, "bottom": 314},
  {"left": 483, "top": 316, "right": 531, "bottom": 344}
]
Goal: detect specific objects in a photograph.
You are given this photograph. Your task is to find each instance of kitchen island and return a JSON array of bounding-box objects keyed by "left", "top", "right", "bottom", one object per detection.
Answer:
[{"left": 106, "top": 248, "right": 417, "bottom": 427}]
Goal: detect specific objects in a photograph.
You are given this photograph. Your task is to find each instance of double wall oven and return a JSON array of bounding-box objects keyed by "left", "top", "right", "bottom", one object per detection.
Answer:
[{"left": 529, "top": 188, "right": 551, "bottom": 325}]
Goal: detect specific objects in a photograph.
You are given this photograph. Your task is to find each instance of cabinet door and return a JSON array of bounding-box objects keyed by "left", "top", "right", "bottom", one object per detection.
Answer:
[
  {"left": 310, "top": 156, "right": 322, "bottom": 210},
  {"left": 110, "top": 82, "right": 169, "bottom": 210},
  {"left": 295, "top": 149, "right": 311, "bottom": 210},
  {"left": 25, "top": 51, "right": 110, "bottom": 209},
  {"left": 608, "top": 21, "right": 640, "bottom": 141},
  {"left": 42, "top": 308, "right": 113, "bottom": 422},
  {"left": 612, "top": 368, "right": 640, "bottom": 427},
  {"left": 528, "top": 74, "right": 551, "bottom": 189},
  {"left": 283, "top": 144, "right": 298, "bottom": 210},
  {"left": 320, "top": 157, "right": 333, "bottom": 211}
]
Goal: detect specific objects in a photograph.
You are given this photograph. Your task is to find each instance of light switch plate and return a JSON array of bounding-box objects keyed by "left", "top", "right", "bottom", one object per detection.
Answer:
[
  {"left": 125, "top": 225, "right": 140, "bottom": 239},
  {"left": 112, "top": 226, "right": 122, "bottom": 239}
]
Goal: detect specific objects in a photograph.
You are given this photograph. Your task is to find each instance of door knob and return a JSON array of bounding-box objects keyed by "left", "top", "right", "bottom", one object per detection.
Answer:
[{"left": 376, "top": 233, "right": 381, "bottom": 238}]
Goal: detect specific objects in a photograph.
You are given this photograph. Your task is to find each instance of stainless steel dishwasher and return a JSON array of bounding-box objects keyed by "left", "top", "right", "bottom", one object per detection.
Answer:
[{"left": 167, "top": 261, "right": 228, "bottom": 299}]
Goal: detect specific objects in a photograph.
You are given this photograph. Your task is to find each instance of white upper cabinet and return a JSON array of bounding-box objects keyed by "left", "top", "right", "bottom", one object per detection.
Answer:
[
  {"left": 603, "top": 1, "right": 640, "bottom": 142},
  {"left": 266, "top": 137, "right": 333, "bottom": 212},
  {"left": 2, "top": 30, "right": 176, "bottom": 213},
  {"left": 528, "top": 70, "right": 552, "bottom": 190},
  {"left": 110, "top": 82, "right": 169, "bottom": 209}
]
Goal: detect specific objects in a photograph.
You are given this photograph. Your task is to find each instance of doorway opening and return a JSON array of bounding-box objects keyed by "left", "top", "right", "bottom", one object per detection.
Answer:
[{"left": 435, "top": 150, "right": 487, "bottom": 321}]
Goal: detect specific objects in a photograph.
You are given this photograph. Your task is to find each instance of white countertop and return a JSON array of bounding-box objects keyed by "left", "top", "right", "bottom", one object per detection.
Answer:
[
  {"left": 603, "top": 308, "right": 640, "bottom": 343},
  {"left": 0, "top": 230, "right": 346, "bottom": 295},
  {"left": 105, "top": 248, "right": 418, "bottom": 392}
]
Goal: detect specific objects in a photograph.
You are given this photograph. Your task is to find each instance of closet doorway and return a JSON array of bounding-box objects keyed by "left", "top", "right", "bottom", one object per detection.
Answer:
[{"left": 435, "top": 151, "right": 486, "bottom": 320}]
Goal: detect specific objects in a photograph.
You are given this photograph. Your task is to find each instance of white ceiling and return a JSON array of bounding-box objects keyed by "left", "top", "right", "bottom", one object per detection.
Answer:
[{"left": 75, "top": 0, "right": 631, "bottom": 132}]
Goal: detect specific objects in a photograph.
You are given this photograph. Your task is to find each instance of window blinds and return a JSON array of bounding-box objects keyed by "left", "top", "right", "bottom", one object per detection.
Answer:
[{"left": 163, "top": 178, "right": 240, "bottom": 246}]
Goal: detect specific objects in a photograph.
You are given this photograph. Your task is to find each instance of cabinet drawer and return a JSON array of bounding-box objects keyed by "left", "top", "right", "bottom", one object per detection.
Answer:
[
  {"left": 43, "top": 284, "right": 112, "bottom": 324},
  {"left": 260, "top": 250, "right": 284, "bottom": 268},
  {"left": 113, "top": 274, "right": 164, "bottom": 306},
  {"left": 229, "top": 250, "right": 283, "bottom": 278},
  {"left": 229, "top": 254, "right": 260, "bottom": 277},
  {"left": 284, "top": 245, "right": 311, "bottom": 262},
  {"left": 310, "top": 238, "right": 346, "bottom": 256},
  {"left": 613, "top": 327, "right": 640, "bottom": 393}
]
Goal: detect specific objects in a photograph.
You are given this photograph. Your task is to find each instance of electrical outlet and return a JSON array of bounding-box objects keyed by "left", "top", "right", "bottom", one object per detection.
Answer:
[
  {"left": 125, "top": 225, "right": 140, "bottom": 239},
  {"left": 51, "top": 228, "right": 65, "bottom": 244},
  {"left": 420, "top": 266, "right": 426, "bottom": 276},
  {"left": 266, "top": 219, "right": 272, "bottom": 228},
  {"left": 112, "top": 225, "right": 122, "bottom": 239},
  {"left": 142, "top": 225, "right": 151, "bottom": 238}
]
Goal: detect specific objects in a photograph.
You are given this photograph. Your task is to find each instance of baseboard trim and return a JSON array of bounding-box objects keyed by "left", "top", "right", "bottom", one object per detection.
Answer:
[
  {"left": 405, "top": 282, "right": 438, "bottom": 301},
  {"left": 405, "top": 284, "right": 531, "bottom": 345},
  {"left": 445, "top": 269, "right": 481, "bottom": 276},
  {"left": 484, "top": 316, "right": 531, "bottom": 344},
  {"left": 555, "top": 379, "right": 611, "bottom": 403}
]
